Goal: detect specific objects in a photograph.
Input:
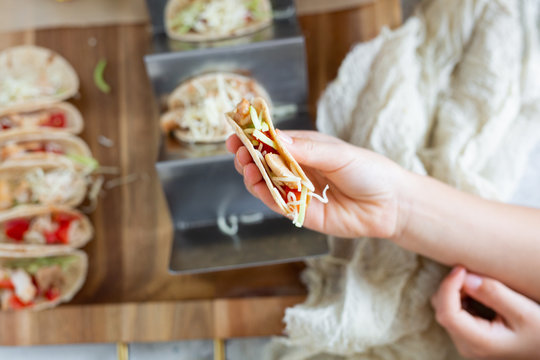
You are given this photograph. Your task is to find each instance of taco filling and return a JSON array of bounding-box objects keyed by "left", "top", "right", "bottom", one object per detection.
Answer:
[
  {"left": 161, "top": 73, "right": 268, "bottom": 143},
  {"left": 0, "top": 167, "right": 84, "bottom": 210},
  {"left": 0, "top": 110, "right": 67, "bottom": 131},
  {"left": 1, "top": 140, "right": 66, "bottom": 161},
  {"left": 0, "top": 256, "right": 75, "bottom": 310},
  {"left": 168, "top": 0, "right": 269, "bottom": 37},
  {"left": 0, "top": 75, "right": 66, "bottom": 108},
  {"left": 228, "top": 99, "right": 329, "bottom": 227},
  {"left": 1, "top": 212, "right": 82, "bottom": 245}
]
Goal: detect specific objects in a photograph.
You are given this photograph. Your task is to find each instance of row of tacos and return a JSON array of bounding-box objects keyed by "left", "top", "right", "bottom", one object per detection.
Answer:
[{"left": 0, "top": 45, "right": 95, "bottom": 311}]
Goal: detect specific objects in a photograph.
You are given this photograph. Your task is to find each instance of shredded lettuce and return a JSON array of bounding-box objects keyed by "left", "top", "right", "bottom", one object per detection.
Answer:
[
  {"left": 68, "top": 154, "right": 99, "bottom": 172},
  {"left": 253, "top": 129, "right": 276, "bottom": 150},
  {"left": 247, "top": 0, "right": 265, "bottom": 20},
  {"left": 170, "top": 0, "right": 204, "bottom": 32},
  {"left": 6, "top": 256, "right": 77, "bottom": 274},
  {"left": 249, "top": 105, "right": 262, "bottom": 130},
  {"left": 294, "top": 186, "right": 308, "bottom": 227}
]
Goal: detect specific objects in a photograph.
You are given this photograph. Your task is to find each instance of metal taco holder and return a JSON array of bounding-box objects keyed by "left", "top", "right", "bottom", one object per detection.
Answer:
[{"left": 144, "top": 0, "right": 328, "bottom": 274}]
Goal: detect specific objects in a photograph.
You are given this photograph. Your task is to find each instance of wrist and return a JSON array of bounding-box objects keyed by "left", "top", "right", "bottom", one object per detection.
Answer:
[{"left": 390, "top": 168, "right": 419, "bottom": 243}]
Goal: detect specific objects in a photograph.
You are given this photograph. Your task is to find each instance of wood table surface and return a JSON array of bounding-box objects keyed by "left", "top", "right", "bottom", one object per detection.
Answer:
[{"left": 0, "top": 0, "right": 400, "bottom": 345}]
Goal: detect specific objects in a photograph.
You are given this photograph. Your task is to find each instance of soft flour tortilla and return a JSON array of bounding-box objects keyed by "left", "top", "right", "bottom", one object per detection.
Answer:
[
  {"left": 0, "top": 205, "right": 93, "bottom": 255},
  {"left": 0, "top": 160, "right": 88, "bottom": 210},
  {"left": 162, "top": 72, "right": 271, "bottom": 143},
  {"left": 0, "top": 129, "right": 92, "bottom": 166},
  {"left": 0, "top": 46, "right": 79, "bottom": 114},
  {"left": 164, "top": 0, "right": 272, "bottom": 42},
  {"left": 0, "top": 102, "right": 84, "bottom": 134},
  {"left": 226, "top": 97, "right": 313, "bottom": 215},
  {"left": 0, "top": 250, "right": 88, "bottom": 311}
]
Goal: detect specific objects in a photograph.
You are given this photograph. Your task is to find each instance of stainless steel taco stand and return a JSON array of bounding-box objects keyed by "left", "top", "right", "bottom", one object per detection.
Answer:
[{"left": 144, "top": 0, "right": 329, "bottom": 274}]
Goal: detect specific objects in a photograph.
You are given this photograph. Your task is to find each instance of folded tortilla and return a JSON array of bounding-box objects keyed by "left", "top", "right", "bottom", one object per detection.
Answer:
[
  {"left": 0, "top": 205, "right": 93, "bottom": 255},
  {"left": 0, "top": 160, "right": 88, "bottom": 211},
  {"left": 164, "top": 0, "right": 272, "bottom": 42},
  {"left": 0, "top": 46, "right": 79, "bottom": 114},
  {"left": 0, "top": 102, "right": 84, "bottom": 134},
  {"left": 0, "top": 129, "right": 93, "bottom": 168},
  {"left": 161, "top": 72, "right": 271, "bottom": 143},
  {"left": 226, "top": 97, "right": 315, "bottom": 227},
  {"left": 0, "top": 250, "right": 87, "bottom": 311}
]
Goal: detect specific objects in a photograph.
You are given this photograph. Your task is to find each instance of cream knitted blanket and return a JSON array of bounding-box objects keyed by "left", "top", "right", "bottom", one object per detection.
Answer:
[{"left": 265, "top": 0, "right": 540, "bottom": 359}]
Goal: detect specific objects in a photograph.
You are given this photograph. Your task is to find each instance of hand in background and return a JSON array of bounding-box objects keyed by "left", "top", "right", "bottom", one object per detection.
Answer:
[
  {"left": 431, "top": 266, "right": 540, "bottom": 360},
  {"left": 226, "top": 130, "right": 406, "bottom": 239}
]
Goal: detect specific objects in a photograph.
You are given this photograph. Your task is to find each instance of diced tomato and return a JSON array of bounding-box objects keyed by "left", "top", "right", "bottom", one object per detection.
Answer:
[
  {"left": 0, "top": 117, "right": 13, "bottom": 130},
  {"left": 0, "top": 278, "right": 14, "bottom": 290},
  {"left": 44, "top": 142, "right": 64, "bottom": 154},
  {"left": 5, "top": 218, "right": 30, "bottom": 241},
  {"left": 44, "top": 213, "right": 77, "bottom": 244},
  {"left": 55, "top": 222, "right": 71, "bottom": 244},
  {"left": 41, "top": 112, "right": 66, "bottom": 128},
  {"left": 9, "top": 295, "right": 33, "bottom": 309},
  {"left": 45, "top": 287, "right": 60, "bottom": 301},
  {"left": 44, "top": 230, "right": 59, "bottom": 244},
  {"left": 52, "top": 212, "right": 78, "bottom": 224},
  {"left": 26, "top": 142, "right": 64, "bottom": 154}
]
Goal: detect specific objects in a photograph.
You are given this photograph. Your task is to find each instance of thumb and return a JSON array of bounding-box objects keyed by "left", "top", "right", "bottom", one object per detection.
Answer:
[
  {"left": 277, "top": 130, "right": 354, "bottom": 173},
  {"left": 463, "top": 273, "right": 530, "bottom": 326}
]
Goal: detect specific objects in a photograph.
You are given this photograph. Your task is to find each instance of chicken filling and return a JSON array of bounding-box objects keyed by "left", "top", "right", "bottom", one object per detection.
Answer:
[
  {"left": 1, "top": 140, "right": 65, "bottom": 161},
  {"left": 0, "top": 257, "right": 73, "bottom": 310},
  {"left": 0, "top": 168, "right": 81, "bottom": 210},
  {"left": 0, "top": 110, "right": 66, "bottom": 130}
]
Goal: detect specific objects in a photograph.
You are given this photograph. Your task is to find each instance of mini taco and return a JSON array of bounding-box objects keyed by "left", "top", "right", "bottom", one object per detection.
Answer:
[
  {"left": 0, "top": 160, "right": 88, "bottom": 211},
  {"left": 0, "top": 102, "right": 83, "bottom": 134},
  {"left": 0, "top": 250, "right": 87, "bottom": 311},
  {"left": 165, "top": 0, "right": 272, "bottom": 42},
  {"left": 226, "top": 98, "right": 329, "bottom": 227},
  {"left": 161, "top": 72, "right": 271, "bottom": 143},
  {"left": 0, "top": 46, "right": 79, "bottom": 114},
  {"left": 0, "top": 205, "right": 93, "bottom": 254},
  {"left": 0, "top": 129, "right": 95, "bottom": 171}
]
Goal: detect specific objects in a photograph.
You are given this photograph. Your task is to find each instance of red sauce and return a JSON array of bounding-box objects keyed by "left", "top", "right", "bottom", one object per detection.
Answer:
[{"left": 41, "top": 112, "right": 66, "bottom": 128}]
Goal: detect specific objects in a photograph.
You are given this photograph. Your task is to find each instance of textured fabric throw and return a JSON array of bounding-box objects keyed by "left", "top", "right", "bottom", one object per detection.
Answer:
[{"left": 264, "top": 0, "right": 540, "bottom": 359}]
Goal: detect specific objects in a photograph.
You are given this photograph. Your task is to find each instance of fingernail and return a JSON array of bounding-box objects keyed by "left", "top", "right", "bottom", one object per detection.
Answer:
[
  {"left": 465, "top": 274, "right": 483, "bottom": 290},
  {"left": 450, "top": 266, "right": 461, "bottom": 275},
  {"left": 278, "top": 130, "right": 293, "bottom": 144}
]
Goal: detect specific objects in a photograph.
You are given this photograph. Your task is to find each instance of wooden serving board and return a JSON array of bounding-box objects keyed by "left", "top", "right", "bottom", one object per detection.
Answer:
[{"left": 0, "top": 0, "right": 400, "bottom": 345}]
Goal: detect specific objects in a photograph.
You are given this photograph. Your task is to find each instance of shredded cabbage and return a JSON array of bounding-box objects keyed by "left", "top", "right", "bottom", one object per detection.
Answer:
[{"left": 294, "top": 186, "right": 308, "bottom": 227}]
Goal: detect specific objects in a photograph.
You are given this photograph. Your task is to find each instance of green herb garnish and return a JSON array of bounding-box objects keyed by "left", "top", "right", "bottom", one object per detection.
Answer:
[{"left": 93, "top": 59, "right": 111, "bottom": 94}]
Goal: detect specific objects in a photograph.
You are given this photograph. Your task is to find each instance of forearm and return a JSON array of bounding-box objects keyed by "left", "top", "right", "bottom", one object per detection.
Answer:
[{"left": 394, "top": 171, "right": 540, "bottom": 302}]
